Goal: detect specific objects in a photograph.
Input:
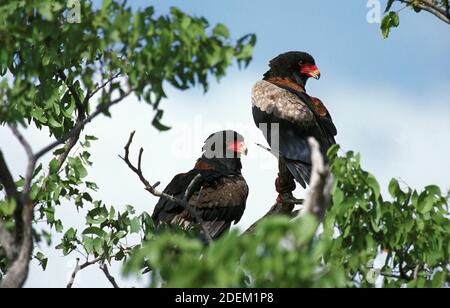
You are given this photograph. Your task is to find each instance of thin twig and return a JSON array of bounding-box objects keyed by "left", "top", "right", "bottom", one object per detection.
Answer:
[
  {"left": 413, "top": 264, "right": 421, "bottom": 280},
  {"left": 88, "top": 72, "right": 121, "bottom": 99},
  {"left": 255, "top": 143, "right": 277, "bottom": 157},
  {"left": 119, "top": 131, "right": 214, "bottom": 243},
  {"left": 66, "top": 258, "right": 81, "bottom": 288},
  {"left": 100, "top": 264, "right": 120, "bottom": 288},
  {"left": 9, "top": 125, "right": 34, "bottom": 199},
  {"left": 66, "top": 257, "right": 102, "bottom": 288},
  {"left": 396, "top": 0, "right": 450, "bottom": 23}
]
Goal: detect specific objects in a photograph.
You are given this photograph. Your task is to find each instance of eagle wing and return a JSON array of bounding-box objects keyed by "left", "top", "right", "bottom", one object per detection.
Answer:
[
  {"left": 252, "top": 80, "right": 337, "bottom": 187},
  {"left": 152, "top": 172, "right": 248, "bottom": 240}
]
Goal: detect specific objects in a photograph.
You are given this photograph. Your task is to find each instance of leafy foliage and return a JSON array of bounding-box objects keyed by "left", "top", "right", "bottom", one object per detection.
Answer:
[
  {"left": 0, "top": 0, "right": 256, "bottom": 129},
  {"left": 0, "top": 0, "right": 256, "bottom": 285},
  {"left": 382, "top": 0, "right": 450, "bottom": 38},
  {"left": 123, "top": 146, "right": 449, "bottom": 288},
  {"left": 1, "top": 0, "right": 448, "bottom": 288}
]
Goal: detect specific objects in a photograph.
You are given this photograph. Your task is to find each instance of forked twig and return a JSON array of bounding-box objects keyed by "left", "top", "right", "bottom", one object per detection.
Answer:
[{"left": 119, "top": 131, "right": 213, "bottom": 243}]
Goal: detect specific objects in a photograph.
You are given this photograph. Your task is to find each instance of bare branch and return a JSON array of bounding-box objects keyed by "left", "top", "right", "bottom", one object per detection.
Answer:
[
  {"left": 397, "top": 0, "right": 450, "bottom": 24},
  {"left": 246, "top": 137, "right": 330, "bottom": 234},
  {"left": 119, "top": 131, "right": 213, "bottom": 243},
  {"left": 66, "top": 258, "right": 80, "bottom": 289},
  {"left": 0, "top": 151, "right": 19, "bottom": 200},
  {"left": 183, "top": 174, "right": 202, "bottom": 201},
  {"left": 9, "top": 125, "right": 35, "bottom": 200},
  {"left": 413, "top": 264, "right": 421, "bottom": 280},
  {"left": 8, "top": 126, "right": 35, "bottom": 248},
  {"left": 295, "top": 137, "right": 333, "bottom": 221},
  {"left": 88, "top": 72, "right": 121, "bottom": 99},
  {"left": 100, "top": 264, "right": 120, "bottom": 288},
  {"left": 255, "top": 143, "right": 277, "bottom": 157},
  {"left": 66, "top": 257, "right": 102, "bottom": 288}
]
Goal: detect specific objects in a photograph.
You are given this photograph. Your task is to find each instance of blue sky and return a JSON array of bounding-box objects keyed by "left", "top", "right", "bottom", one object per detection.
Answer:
[
  {"left": 1, "top": 0, "right": 449, "bottom": 287},
  {"left": 143, "top": 0, "right": 450, "bottom": 93}
]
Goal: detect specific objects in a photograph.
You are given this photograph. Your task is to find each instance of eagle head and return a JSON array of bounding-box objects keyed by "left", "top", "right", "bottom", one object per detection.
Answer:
[
  {"left": 263, "top": 51, "right": 321, "bottom": 88},
  {"left": 202, "top": 130, "right": 248, "bottom": 159}
]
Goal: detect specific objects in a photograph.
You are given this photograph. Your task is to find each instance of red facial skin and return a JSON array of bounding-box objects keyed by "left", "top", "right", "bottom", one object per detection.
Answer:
[
  {"left": 227, "top": 141, "right": 248, "bottom": 155},
  {"left": 299, "top": 64, "right": 321, "bottom": 80}
]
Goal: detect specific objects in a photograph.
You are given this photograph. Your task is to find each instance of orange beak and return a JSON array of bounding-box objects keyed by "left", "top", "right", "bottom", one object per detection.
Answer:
[
  {"left": 300, "top": 64, "right": 321, "bottom": 80},
  {"left": 230, "top": 141, "right": 248, "bottom": 156},
  {"left": 236, "top": 141, "right": 248, "bottom": 156}
]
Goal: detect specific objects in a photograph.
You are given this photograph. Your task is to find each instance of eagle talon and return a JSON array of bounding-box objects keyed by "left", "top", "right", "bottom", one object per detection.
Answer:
[{"left": 276, "top": 193, "right": 302, "bottom": 205}]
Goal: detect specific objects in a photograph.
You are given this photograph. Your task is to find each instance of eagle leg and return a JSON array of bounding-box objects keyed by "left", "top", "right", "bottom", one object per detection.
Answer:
[{"left": 275, "top": 158, "right": 299, "bottom": 204}]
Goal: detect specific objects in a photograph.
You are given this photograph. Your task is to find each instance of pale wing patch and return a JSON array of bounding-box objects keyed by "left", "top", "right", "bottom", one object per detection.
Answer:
[{"left": 251, "top": 80, "right": 315, "bottom": 125}]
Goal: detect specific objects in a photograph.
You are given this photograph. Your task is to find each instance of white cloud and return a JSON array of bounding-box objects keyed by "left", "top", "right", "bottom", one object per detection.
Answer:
[{"left": 0, "top": 72, "right": 449, "bottom": 287}]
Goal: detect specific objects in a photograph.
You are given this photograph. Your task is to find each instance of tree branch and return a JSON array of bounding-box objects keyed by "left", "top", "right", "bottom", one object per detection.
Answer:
[
  {"left": 0, "top": 223, "right": 15, "bottom": 261},
  {"left": 88, "top": 72, "right": 121, "bottom": 100},
  {"left": 66, "top": 258, "right": 80, "bottom": 288},
  {"left": 58, "top": 70, "right": 85, "bottom": 112},
  {"left": 245, "top": 137, "right": 332, "bottom": 234},
  {"left": 66, "top": 257, "right": 102, "bottom": 288},
  {"left": 34, "top": 89, "right": 133, "bottom": 161},
  {"left": 0, "top": 202, "right": 34, "bottom": 288},
  {"left": 9, "top": 125, "right": 35, "bottom": 200},
  {"left": 295, "top": 137, "right": 333, "bottom": 221},
  {"left": 397, "top": 0, "right": 450, "bottom": 23},
  {"left": 0, "top": 151, "right": 19, "bottom": 201},
  {"left": 55, "top": 71, "right": 88, "bottom": 170},
  {"left": 119, "top": 131, "right": 213, "bottom": 243},
  {"left": 1, "top": 87, "right": 133, "bottom": 288},
  {"left": 100, "top": 264, "right": 120, "bottom": 288},
  {"left": 380, "top": 271, "right": 413, "bottom": 281}
]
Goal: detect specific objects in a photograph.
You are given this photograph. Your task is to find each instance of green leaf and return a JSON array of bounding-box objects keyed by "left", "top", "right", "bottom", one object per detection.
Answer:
[
  {"left": 388, "top": 178, "right": 399, "bottom": 198},
  {"left": 0, "top": 199, "right": 16, "bottom": 216},
  {"left": 82, "top": 227, "right": 107, "bottom": 238},
  {"left": 85, "top": 135, "right": 98, "bottom": 141},
  {"left": 367, "top": 174, "right": 381, "bottom": 199},
  {"left": 152, "top": 109, "right": 171, "bottom": 131},
  {"left": 332, "top": 187, "right": 344, "bottom": 206},
  {"left": 213, "top": 23, "right": 230, "bottom": 38},
  {"left": 49, "top": 158, "right": 60, "bottom": 174},
  {"left": 419, "top": 195, "right": 434, "bottom": 214},
  {"left": 381, "top": 12, "right": 400, "bottom": 38},
  {"left": 391, "top": 12, "right": 400, "bottom": 27},
  {"left": 130, "top": 217, "right": 141, "bottom": 234},
  {"left": 35, "top": 252, "right": 48, "bottom": 271}
]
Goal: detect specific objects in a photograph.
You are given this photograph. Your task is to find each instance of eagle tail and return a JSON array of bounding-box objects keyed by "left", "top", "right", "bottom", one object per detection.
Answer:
[
  {"left": 199, "top": 220, "right": 232, "bottom": 243},
  {"left": 285, "top": 160, "right": 311, "bottom": 189}
]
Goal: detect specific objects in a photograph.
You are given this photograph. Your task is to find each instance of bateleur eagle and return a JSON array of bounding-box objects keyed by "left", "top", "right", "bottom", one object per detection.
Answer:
[
  {"left": 251, "top": 51, "right": 337, "bottom": 201},
  {"left": 152, "top": 130, "right": 249, "bottom": 241}
]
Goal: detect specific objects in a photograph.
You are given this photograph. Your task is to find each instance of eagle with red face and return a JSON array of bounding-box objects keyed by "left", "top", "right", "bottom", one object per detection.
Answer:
[
  {"left": 252, "top": 51, "right": 337, "bottom": 202},
  {"left": 152, "top": 130, "right": 249, "bottom": 241}
]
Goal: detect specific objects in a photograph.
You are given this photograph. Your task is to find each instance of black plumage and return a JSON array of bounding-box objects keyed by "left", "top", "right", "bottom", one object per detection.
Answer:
[
  {"left": 252, "top": 51, "right": 337, "bottom": 194},
  {"left": 152, "top": 130, "right": 249, "bottom": 240}
]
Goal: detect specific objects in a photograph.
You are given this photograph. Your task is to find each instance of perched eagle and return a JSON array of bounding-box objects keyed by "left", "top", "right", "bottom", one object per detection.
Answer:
[
  {"left": 252, "top": 51, "right": 337, "bottom": 202},
  {"left": 152, "top": 130, "right": 249, "bottom": 241}
]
